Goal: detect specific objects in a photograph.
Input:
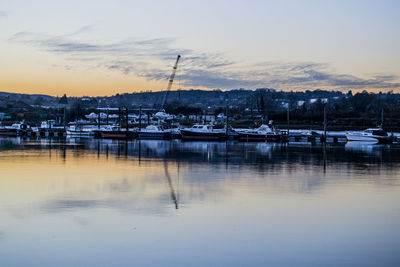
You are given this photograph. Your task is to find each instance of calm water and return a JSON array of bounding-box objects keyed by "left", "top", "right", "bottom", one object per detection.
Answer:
[{"left": 0, "top": 138, "right": 399, "bottom": 266}]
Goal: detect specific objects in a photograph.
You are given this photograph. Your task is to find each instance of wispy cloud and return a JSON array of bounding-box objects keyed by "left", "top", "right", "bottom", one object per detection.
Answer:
[
  {"left": 9, "top": 28, "right": 400, "bottom": 91},
  {"left": 0, "top": 10, "right": 7, "bottom": 18},
  {"left": 9, "top": 30, "right": 181, "bottom": 58}
]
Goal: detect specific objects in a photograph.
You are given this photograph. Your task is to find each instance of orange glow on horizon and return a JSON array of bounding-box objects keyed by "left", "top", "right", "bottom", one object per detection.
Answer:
[{"left": 0, "top": 79, "right": 397, "bottom": 97}]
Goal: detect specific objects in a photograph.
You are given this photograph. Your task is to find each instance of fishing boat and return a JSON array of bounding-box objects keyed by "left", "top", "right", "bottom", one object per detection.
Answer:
[
  {"left": 345, "top": 128, "right": 393, "bottom": 144},
  {"left": 180, "top": 124, "right": 227, "bottom": 141},
  {"left": 138, "top": 125, "right": 171, "bottom": 139}
]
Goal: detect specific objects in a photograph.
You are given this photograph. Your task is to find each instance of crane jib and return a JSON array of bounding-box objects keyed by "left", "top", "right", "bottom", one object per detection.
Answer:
[{"left": 161, "top": 55, "right": 181, "bottom": 109}]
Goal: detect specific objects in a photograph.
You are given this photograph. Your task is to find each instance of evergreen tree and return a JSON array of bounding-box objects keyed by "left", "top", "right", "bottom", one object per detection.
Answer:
[{"left": 59, "top": 94, "right": 68, "bottom": 104}]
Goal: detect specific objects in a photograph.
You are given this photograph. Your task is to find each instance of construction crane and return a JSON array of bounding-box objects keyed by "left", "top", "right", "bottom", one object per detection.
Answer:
[{"left": 161, "top": 55, "right": 181, "bottom": 110}]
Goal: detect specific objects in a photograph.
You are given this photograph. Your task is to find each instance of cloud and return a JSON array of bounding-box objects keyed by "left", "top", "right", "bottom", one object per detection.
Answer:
[
  {"left": 9, "top": 30, "right": 182, "bottom": 58},
  {"left": 234, "top": 62, "right": 400, "bottom": 90},
  {"left": 9, "top": 28, "right": 400, "bottom": 91},
  {"left": 0, "top": 10, "right": 7, "bottom": 18},
  {"left": 373, "top": 74, "right": 399, "bottom": 82},
  {"left": 179, "top": 69, "right": 258, "bottom": 88},
  {"left": 9, "top": 29, "right": 189, "bottom": 78}
]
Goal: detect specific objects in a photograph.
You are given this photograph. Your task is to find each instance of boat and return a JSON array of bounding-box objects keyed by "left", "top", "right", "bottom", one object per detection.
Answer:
[
  {"left": 36, "top": 120, "right": 66, "bottom": 137},
  {"left": 180, "top": 124, "right": 227, "bottom": 141},
  {"left": 345, "top": 128, "right": 393, "bottom": 144},
  {"left": 138, "top": 125, "right": 171, "bottom": 139},
  {"left": 0, "top": 122, "right": 32, "bottom": 136},
  {"left": 66, "top": 125, "right": 96, "bottom": 137},
  {"left": 0, "top": 124, "right": 17, "bottom": 136},
  {"left": 170, "top": 128, "right": 182, "bottom": 139},
  {"left": 235, "top": 123, "right": 285, "bottom": 142},
  {"left": 94, "top": 125, "right": 134, "bottom": 139},
  {"left": 299, "top": 130, "right": 322, "bottom": 137}
]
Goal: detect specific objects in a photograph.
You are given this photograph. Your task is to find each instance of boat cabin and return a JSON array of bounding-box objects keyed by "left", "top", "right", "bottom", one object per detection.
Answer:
[
  {"left": 364, "top": 128, "right": 388, "bottom": 137},
  {"left": 190, "top": 124, "right": 213, "bottom": 131}
]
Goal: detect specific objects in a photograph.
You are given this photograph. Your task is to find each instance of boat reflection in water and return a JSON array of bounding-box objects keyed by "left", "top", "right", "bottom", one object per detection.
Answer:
[
  {"left": 0, "top": 137, "right": 400, "bottom": 266},
  {"left": 345, "top": 141, "right": 390, "bottom": 157},
  {"left": 0, "top": 137, "right": 398, "bottom": 167}
]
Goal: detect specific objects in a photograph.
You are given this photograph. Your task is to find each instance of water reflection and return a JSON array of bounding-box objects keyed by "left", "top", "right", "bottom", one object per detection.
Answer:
[
  {"left": 3, "top": 137, "right": 399, "bottom": 165},
  {"left": 0, "top": 137, "right": 399, "bottom": 266},
  {"left": 345, "top": 141, "right": 389, "bottom": 156},
  {"left": 1, "top": 137, "right": 399, "bottom": 210}
]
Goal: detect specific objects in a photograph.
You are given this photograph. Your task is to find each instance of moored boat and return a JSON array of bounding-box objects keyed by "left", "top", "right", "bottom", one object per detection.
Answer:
[
  {"left": 94, "top": 125, "right": 134, "bottom": 139},
  {"left": 0, "top": 122, "right": 32, "bottom": 136},
  {"left": 36, "top": 120, "right": 66, "bottom": 137},
  {"left": 0, "top": 125, "right": 17, "bottom": 136},
  {"left": 345, "top": 128, "right": 393, "bottom": 144},
  {"left": 180, "top": 124, "right": 227, "bottom": 141},
  {"left": 235, "top": 123, "right": 285, "bottom": 142},
  {"left": 138, "top": 125, "right": 171, "bottom": 140},
  {"left": 66, "top": 125, "right": 96, "bottom": 137}
]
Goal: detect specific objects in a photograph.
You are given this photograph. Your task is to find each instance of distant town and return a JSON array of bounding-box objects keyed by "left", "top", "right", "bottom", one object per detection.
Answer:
[{"left": 1, "top": 88, "right": 399, "bottom": 131}]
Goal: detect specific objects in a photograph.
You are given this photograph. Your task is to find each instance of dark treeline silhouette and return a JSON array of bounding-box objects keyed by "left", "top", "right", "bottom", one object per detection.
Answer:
[{"left": 1, "top": 89, "right": 400, "bottom": 130}]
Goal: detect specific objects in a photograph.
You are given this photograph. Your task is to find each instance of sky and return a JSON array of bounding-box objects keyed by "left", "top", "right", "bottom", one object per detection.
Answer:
[{"left": 0, "top": 0, "right": 399, "bottom": 96}]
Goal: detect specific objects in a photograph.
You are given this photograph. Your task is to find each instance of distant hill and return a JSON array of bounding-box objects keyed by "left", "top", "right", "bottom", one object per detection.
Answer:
[
  {"left": 0, "top": 91, "right": 57, "bottom": 108},
  {"left": 1, "top": 89, "right": 400, "bottom": 130}
]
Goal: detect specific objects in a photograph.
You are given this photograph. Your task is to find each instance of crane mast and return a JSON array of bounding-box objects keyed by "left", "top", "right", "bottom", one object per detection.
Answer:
[{"left": 161, "top": 55, "right": 181, "bottom": 109}]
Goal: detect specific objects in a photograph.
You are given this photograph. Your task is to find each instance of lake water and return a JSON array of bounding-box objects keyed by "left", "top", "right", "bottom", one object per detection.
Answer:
[{"left": 0, "top": 138, "right": 399, "bottom": 266}]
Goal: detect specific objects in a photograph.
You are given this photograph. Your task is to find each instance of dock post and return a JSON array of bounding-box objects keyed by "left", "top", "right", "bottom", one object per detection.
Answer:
[
  {"left": 287, "top": 104, "right": 290, "bottom": 135},
  {"left": 118, "top": 107, "right": 121, "bottom": 130},
  {"left": 98, "top": 110, "right": 101, "bottom": 129},
  {"left": 63, "top": 107, "right": 66, "bottom": 128},
  {"left": 139, "top": 106, "right": 142, "bottom": 130},
  {"left": 322, "top": 103, "right": 327, "bottom": 143},
  {"left": 324, "top": 103, "right": 327, "bottom": 137},
  {"left": 225, "top": 104, "right": 228, "bottom": 136},
  {"left": 106, "top": 108, "right": 109, "bottom": 125},
  {"left": 126, "top": 108, "right": 129, "bottom": 138}
]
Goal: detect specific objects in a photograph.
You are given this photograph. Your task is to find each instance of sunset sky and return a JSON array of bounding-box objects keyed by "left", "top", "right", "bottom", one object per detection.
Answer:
[{"left": 1, "top": 0, "right": 399, "bottom": 96}]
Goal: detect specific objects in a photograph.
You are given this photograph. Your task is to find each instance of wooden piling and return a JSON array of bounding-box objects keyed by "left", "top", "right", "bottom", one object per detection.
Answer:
[{"left": 139, "top": 106, "right": 142, "bottom": 130}]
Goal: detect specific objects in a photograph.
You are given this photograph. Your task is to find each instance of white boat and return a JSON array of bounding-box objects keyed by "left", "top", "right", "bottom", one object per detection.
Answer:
[
  {"left": 180, "top": 124, "right": 227, "bottom": 141},
  {"left": 0, "top": 121, "right": 32, "bottom": 136},
  {"left": 235, "top": 123, "right": 284, "bottom": 142},
  {"left": 138, "top": 125, "right": 171, "bottom": 139},
  {"left": 345, "top": 128, "right": 392, "bottom": 144},
  {"left": 39, "top": 120, "right": 65, "bottom": 130},
  {"left": 66, "top": 125, "right": 96, "bottom": 137}
]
